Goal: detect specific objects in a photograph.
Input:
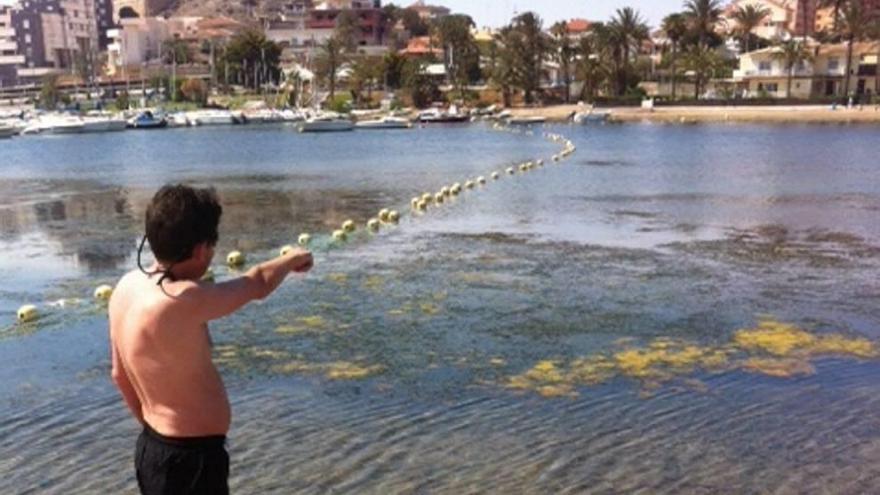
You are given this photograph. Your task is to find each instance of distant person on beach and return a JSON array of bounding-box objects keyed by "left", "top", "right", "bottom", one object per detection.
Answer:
[{"left": 108, "top": 185, "right": 313, "bottom": 494}]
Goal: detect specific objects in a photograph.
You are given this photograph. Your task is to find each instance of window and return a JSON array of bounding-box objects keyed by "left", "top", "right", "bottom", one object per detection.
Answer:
[
  {"left": 766, "top": 83, "right": 779, "bottom": 92},
  {"left": 25, "top": 34, "right": 31, "bottom": 43},
  {"left": 22, "top": 19, "right": 30, "bottom": 29},
  {"left": 828, "top": 58, "right": 840, "bottom": 71},
  {"left": 759, "top": 61, "right": 771, "bottom": 72}
]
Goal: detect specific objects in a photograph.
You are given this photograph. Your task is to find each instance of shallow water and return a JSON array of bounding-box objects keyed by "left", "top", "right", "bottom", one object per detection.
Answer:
[{"left": 1, "top": 123, "right": 880, "bottom": 494}]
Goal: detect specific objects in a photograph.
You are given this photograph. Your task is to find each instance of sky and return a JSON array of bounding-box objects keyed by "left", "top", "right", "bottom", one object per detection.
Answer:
[{"left": 426, "top": 1, "right": 684, "bottom": 29}]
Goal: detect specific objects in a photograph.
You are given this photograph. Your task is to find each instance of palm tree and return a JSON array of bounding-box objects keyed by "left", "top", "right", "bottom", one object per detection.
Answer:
[
  {"left": 576, "top": 24, "right": 612, "bottom": 100},
  {"left": 683, "top": 44, "right": 723, "bottom": 98},
  {"left": 731, "top": 4, "right": 770, "bottom": 53},
  {"left": 683, "top": 0, "right": 724, "bottom": 47},
  {"left": 550, "top": 21, "right": 576, "bottom": 103},
  {"left": 662, "top": 13, "right": 688, "bottom": 100},
  {"left": 773, "top": 40, "right": 813, "bottom": 98},
  {"left": 837, "top": 2, "right": 875, "bottom": 97},
  {"left": 819, "top": 0, "right": 845, "bottom": 36},
  {"left": 315, "top": 37, "right": 346, "bottom": 100},
  {"left": 608, "top": 7, "right": 650, "bottom": 96}
]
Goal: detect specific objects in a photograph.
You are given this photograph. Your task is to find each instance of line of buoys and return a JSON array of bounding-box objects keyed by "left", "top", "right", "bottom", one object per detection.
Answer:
[
  {"left": 94, "top": 285, "right": 114, "bottom": 301},
  {"left": 10, "top": 123, "right": 578, "bottom": 326},
  {"left": 227, "top": 250, "right": 246, "bottom": 267}
]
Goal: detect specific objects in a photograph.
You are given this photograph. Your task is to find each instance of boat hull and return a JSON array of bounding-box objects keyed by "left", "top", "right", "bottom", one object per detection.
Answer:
[{"left": 298, "top": 121, "right": 354, "bottom": 133}]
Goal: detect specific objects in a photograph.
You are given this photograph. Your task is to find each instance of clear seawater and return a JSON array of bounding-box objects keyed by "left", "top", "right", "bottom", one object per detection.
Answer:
[{"left": 1, "top": 122, "right": 879, "bottom": 494}]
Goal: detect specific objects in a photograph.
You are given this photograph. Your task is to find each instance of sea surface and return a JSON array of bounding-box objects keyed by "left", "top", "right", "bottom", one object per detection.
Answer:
[{"left": 1, "top": 122, "right": 880, "bottom": 494}]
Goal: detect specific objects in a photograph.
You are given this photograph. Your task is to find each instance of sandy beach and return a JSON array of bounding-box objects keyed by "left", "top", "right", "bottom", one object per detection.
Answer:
[{"left": 510, "top": 104, "right": 880, "bottom": 125}]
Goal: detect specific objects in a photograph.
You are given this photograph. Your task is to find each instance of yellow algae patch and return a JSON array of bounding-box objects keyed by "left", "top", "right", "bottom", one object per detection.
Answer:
[
  {"left": 272, "top": 361, "right": 315, "bottom": 374},
  {"left": 809, "top": 335, "right": 877, "bottom": 358},
  {"left": 276, "top": 325, "right": 308, "bottom": 335},
  {"left": 420, "top": 303, "right": 441, "bottom": 316},
  {"left": 327, "top": 273, "right": 348, "bottom": 284},
  {"left": 743, "top": 357, "right": 816, "bottom": 378},
  {"left": 325, "top": 362, "right": 385, "bottom": 380},
  {"left": 734, "top": 319, "right": 877, "bottom": 359},
  {"left": 363, "top": 276, "right": 385, "bottom": 292},
  {"left": 734, "top": 320, "right": 816, "bottom": 356},
  {"left": 525, "top": 360, "right": 565, "bottom": 383},
  {"left": 536, "top": 384, "right": 577, "bottom": 398},
  {"left": 298, "top": 315, "right": 327, "bottom": 329},
  {"left": 569, "top": 356, "right": 617, "bottom": 386}
]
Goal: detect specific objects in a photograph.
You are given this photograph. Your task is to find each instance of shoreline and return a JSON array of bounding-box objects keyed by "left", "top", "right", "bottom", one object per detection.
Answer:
[{"left": 509, "top": 104, "right": 880, "bottom": 125}]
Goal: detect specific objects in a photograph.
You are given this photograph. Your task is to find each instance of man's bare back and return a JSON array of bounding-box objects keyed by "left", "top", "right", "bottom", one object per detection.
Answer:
[{"left": 110, "top": 269, "right": 231, "bottom": 437}]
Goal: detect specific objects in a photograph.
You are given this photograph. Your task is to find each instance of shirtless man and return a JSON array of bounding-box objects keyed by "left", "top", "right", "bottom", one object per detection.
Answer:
[{"left": 109, "top": 185, "right": 313, "bottom": 494}]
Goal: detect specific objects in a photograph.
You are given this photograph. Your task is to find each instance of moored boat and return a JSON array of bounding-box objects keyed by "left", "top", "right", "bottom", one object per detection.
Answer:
[
  {"left": 507, "top": 116, "right": 547, "bottom": 126},
  {"left": 573, "top": 111, "right": 610, "bottom": 124},
  {"left": 355, "top": 116, "right": 412, "bottom": 129},
  {"left": 0, "top": 123, "right": 16, "bottom": 138},
  {"left": 298, "top": 114, "right": 354, "bottom": 133},
  {"left": 81, "top": 116, "right": 127, "bottom": 133},
  {"left": 417, "top": 107, "right": 470, "bottom": 123},
  {"left": 128, "top": 111, "right": 168, "bottom": 129}
]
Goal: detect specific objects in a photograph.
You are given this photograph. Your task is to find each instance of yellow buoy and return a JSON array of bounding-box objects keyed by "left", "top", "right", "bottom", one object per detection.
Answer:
[
  {"left": 342, "top": 220, "right": 356, "bottom": 233},
  {"left": 421, "top": 193, "right": 433, "bottom": 203},
  {"left": 367, "top": 218, "right": 380, "bottom": 231},
  {"left": 491, "top": 171, "right": 500, "bottom": 180},
  {"left": 17, "top": 304, "right": 38, "bottom": 323},
  {"left": 451, "top": 183, "right": 462, "bottom": 195},
  {"left": 553, "top": 155, "right": 560, "bottom": 162},
  {"left": 477, "top": 176, "right": 486, "bottom": 185},
  {"left": 519, "top": 163, "right": 528, "bottom": 172},
  {"left": 298, "top": 233, "right": 311, "bottom": 246},
  {"left": 332, "top": 230, "right": 347, "bottom": 242},
  {"left": 411, "top": 197, "right": 420, "bottom": 209},
  {"left": 227, "top": 251, "right": 245, "bottom": 267},
  {"left": 536, "top": 159, "right": 544, "bottom": 166},
  {"left": 280, "top": 245, "right": 295, "bottom": 257},
  {"left": 435, "top": 192, "right": 445, "bottom": 204},
  {"left": 388, "top": 210, "right": 400, "bottom": 223},
  {"left": 506, "top": 167, "right": 515, "bottom": 175},
  {"left": 94, "top": 285, "right": 113, "bottom": 301},
  {"left": 465, "top": 180, "right": 475, "bottom": 189},
  {"left": 441, "top": 186, "right": 450, "bottom": 197},
  {"left": 417, "top": 200, "right": 428, "bottom": 211},
  {"left": 379, "top": 209, "right": 391, "bottom": 222}
]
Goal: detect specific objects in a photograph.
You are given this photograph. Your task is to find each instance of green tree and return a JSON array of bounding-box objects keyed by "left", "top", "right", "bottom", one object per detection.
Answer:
[
  {"left": 684, "top": 0, "right": 724, "bottom": 47},
  {"left": 683, "top": 44, "right": 724, "bottom": 99},
  {"left": 550, "top": 21, "right": 576, "bottom": 103},
  {"left": 837, "top": 2, "right": 876, "bottom": 97},
  {"left": 400, "top": 9, "right": 430, "bottom": 37},
  {"left": 403, "top": 58, "right": 439, "bottom": 107},
  {"left": 315, "top": 37, "right": 346, "bottom": 99},
  {"left": 662, "top": 13, "right": 689, "bottom": 100},
  {"left": 39, "top": 74, "right": 61, "bottom": 109},
  {"left": 507, "top": 12, "right": 551, "bottom": 104},
  {"left": 575, "top": 28, "right": 611, "bottom": 101},
  {"left": 773, "top": 40, "right": 813, "bottom": 98},
  {"left": 608, "top": 7, "right": 650, "bottom": 96},
  {"left": 350, "top": 56, "right": 383, "bottom": 105},
  {"left": 435, "top": 14, "right": 480, "bottom": 99},
  {"left": 162, "top": 38, "right": 192, "bottom": 65},
  {"left": 381, "top": 51, "right": 407, "bottom": 89},
  {"left": 731, "top": 4, "right": 770, "bottom": 53},
  {"left": 489, "top": 30, "right": 516, "bottom": 106},
  {"left": 335, "top": 9, "right": 360, "bottom": 52},
  {"left": 223, "top": 29, "right": 282, "bottom": 90}
]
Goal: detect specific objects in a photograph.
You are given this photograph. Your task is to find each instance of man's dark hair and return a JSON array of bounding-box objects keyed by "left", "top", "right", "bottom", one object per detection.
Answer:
[{"left": 145, "top": 185, "right": 222, "bottom": 263}]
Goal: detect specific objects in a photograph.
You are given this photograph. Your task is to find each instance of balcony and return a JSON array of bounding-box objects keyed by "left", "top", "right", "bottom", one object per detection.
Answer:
[{"left": 0, "top": 54, "right": 25, "bottom": 64}]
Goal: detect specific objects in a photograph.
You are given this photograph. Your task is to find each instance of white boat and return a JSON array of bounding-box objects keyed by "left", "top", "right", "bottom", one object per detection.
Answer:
[
  {"left": 81, "top": 116, "right": 127, "bottom": 133},
  {"left": 243, "top": 109, "right": 285, "bottom": 124},
  {"left": 0, "top": 123, "right": 16, "bottom": 138},
  {"left": 298, "top": 114, "right": 354, "bottom": 133},
  {"left": 355, "top": 116, "right": 412, "bottom": 129},
  {"left": 279, "top": 109, "right": 306, "bottom": 123},
  {"left": 21, "top": 114, "right": 85, "bottom": 135},
  {"left": 417, "top": 107, "right": 470, "bottom": 123},
  {"left": 573, "top": 111, "right": 610, "bottom": 124},
  {"left": 188, "top": 110, "right": 237, "bottom": 126},
  {"left": 165, "top": 112, "right": 191, "bottom": 128},
  {"left": 507, "top": 116, "right": 546, "bottom": 126}
]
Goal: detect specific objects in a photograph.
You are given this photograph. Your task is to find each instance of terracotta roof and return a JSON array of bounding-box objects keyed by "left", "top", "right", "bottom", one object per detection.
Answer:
[
  {"left": 400, "top": 36, "right": 443, "bottom": 56},
  {"left": 566, "top": 19, "right": 591, "bottom": 34}
]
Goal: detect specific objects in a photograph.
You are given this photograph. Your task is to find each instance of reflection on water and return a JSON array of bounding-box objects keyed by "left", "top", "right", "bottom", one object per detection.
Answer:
[{"left": 2, "top": 124, "right": 880, "bottom": 493}]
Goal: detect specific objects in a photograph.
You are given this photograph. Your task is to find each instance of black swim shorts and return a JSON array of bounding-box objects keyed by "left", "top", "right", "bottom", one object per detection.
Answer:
[{"left": 135, "top": 423, "right": 229, "bottom": 495}]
